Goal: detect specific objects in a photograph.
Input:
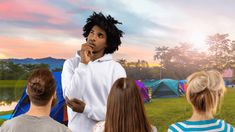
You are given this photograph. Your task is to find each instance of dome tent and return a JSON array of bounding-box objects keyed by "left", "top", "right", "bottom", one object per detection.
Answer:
[{"left": 144, "top": 79, "right": 180, "bottom": 98}]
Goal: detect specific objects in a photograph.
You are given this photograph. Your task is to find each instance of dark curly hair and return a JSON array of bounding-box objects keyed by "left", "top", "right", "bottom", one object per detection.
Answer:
[{"left": 83, "top": 12, "right": 124, "bottom": 54}]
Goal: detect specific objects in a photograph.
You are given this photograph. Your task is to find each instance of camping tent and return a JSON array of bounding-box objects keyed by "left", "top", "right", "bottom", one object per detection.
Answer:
[
  {"left": 135, "top": 80, "right": 150, "bottom": 103},
  {"left": 178, "top": 80, "right": 187, "bottom": 94},
  {"left": 11, "top": 72, "right": 68, "bottom": 125},
  {"left": 143, "top": 79, "right": 180, "bottom": 98}
]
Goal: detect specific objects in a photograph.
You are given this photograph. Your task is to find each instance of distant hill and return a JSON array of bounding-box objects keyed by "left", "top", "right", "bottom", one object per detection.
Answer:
[{"left": 0, "top": 57, "right": 65, "bottom": 70}]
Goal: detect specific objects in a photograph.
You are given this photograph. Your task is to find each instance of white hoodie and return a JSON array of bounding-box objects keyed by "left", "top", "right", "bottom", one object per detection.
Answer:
[{"left": 61, "top": 53, "right": 126, "bottom": 132}]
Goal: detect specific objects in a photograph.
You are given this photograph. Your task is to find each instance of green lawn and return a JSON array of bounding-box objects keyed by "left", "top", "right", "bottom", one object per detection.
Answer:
[
  {"left": 0, "top": 80, "right": 27, "bottom": 88},
  {"left": 0, "top": 88, "right": 234, "bottom": 131},
  {"left": 145, "top": 88, "right": 235, "bottom": 131}
]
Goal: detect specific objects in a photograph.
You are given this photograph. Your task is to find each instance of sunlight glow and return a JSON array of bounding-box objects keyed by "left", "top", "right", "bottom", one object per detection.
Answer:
[
  {"left": 189, "top": 32, "right": 208, "bottom": 51},
  {"left": 0, "top": 53, "right": 7, "bottom": 59},
  {"left": 148, "top": 62, "right": 161, "bottom": 67}
]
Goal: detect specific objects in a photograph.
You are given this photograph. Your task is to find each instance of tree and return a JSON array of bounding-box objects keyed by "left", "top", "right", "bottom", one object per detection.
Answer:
[
  {"left": 154, "top": 46, "right": 169, "bottom": 66},
  {"left": 0, "top": 61, "right": 49, "bottom": 80},
  {"left": 153, "top": 43, "right": 207, "bottom": 79},
  {"left": 154, "top": 46, "right": 170, "bottom": 79},
  {"left": 207, "top": 33, "right": 231, "bottom": 71},
  {"left": 117, "top": 58, "right": 127, "bottom": 68}
]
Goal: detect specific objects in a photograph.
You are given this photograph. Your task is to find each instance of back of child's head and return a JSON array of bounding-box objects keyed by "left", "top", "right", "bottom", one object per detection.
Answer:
[
  {"left": 105, "top": 78, "right": 151, "bottom": 132},
  {"left": 27, "top": 68, "right": 56, "bottom": 106},
  {"left": 186, "top": 70, "right": 225, "bottom": 114}
]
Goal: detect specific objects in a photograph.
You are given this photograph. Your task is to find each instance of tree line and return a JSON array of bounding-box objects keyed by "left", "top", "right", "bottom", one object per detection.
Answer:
[
  {"left": 0, "top": 62, "right": 49, "bottom": 80},
  {"left": 118, "top": 33, "right": 235, "bottom": 80},
  {"left": 1, "top": 33, "right": 234, "bottom": 81}
]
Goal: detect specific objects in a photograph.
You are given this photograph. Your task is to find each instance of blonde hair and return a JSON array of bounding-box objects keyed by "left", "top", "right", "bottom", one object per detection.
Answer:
[{"left": 186, "top": 70, "right": 225, "bottom": 115}]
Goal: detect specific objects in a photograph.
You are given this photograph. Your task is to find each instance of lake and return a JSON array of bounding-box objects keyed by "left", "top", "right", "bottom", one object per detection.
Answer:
[{"left": 0, "top": 87, "right": 24, "bottom": 111}]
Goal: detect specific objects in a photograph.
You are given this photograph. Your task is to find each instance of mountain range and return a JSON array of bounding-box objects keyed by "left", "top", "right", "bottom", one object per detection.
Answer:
[{"left": 0, "top": 57, "right": 65, "bottom": 70}]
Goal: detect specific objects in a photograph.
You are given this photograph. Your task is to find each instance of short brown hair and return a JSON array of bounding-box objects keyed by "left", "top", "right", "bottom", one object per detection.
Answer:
[
  {"left": 27, "top": 68, "right": 56, "bottom": 106},
  {"left": 186, "top": 70, "right": 225, "bottom": 114},
  {"left": 104, "top": 78, "right": 151, "bottom": 132}
]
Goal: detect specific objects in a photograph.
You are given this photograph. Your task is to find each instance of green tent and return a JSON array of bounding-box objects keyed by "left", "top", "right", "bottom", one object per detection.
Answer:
[{"left": 144, "top": 79, "right": 179, "bottom": 98}]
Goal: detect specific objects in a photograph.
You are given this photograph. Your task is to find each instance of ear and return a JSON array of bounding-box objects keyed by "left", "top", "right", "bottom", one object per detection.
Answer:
[
  {"left": 26, "top": 87, "right": 29, "bottom": 95},
  {"left": 53, "top": 91, "right": 57, "bottom": 99}
]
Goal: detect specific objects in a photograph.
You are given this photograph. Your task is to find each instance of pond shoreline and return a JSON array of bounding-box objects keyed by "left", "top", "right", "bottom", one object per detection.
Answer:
[{"left": 0, "top": 101, "right": 17, "bottom": 112}]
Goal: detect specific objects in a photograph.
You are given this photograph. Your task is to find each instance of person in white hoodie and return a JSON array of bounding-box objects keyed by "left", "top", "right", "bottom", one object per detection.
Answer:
[{"left": 61, "top": 12, "right": 126, "bottom": 132}]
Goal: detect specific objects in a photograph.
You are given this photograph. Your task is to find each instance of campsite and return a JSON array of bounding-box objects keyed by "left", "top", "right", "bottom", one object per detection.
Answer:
[
  {"left": 1, "top": 87, "right": 235, "bottom": 132},
  {"left": 1, "top": 72, "right": 235, "bottom": 131},
  {"left": 1, "top": 1, "right": 235, "bottom": 131}
]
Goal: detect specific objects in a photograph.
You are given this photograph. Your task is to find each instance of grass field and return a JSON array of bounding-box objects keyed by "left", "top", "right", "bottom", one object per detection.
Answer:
[
  {"left": 145, "top": 88, "right": 235, "bottom": 131},
  {"left": 0, "top": 88, "right": 234, "bottom": 131},
  {"left": 0, "top": 80, "right": 27, "bottom": 88}
]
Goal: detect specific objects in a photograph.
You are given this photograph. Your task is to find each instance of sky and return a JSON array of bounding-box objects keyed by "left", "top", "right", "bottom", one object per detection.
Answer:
[{"left": 0, "top": 0, "right": 235, "bottom": 62}]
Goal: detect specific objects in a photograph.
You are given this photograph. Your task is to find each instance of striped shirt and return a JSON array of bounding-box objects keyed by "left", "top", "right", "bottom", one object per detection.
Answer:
[{"left": 168, "top": 119, "right": 234, "bottom": 132}]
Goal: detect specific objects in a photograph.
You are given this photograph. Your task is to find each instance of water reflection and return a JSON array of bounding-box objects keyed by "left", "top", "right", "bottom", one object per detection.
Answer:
[
  {"left": 0, "top": 101, "right": 18, "bottom": 111},
  {"left": 0, "top": 87, "right": 24, "bottom": 105}
]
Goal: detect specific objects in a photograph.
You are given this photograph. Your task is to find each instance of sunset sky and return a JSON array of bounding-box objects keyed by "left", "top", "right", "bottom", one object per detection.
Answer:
[{"left": 0, "top": 0, "right": 235, "bottom": 61}]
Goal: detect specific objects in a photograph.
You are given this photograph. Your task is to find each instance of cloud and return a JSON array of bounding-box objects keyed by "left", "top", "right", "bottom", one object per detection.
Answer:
[
  {"left": 1, "top": 0, "right": 235, "bottom": 60},
  {"left": 114, "top": 42, "right": 155, "bottom": 61},
  {"left": 0, "top": 36, "right": 81, "bottom": 59},
  {"left": 0, "top": 0, "right": 85, "bottom": 38},
  {"left": 0, "top": 0, "right": 67, "bottom": 22}
]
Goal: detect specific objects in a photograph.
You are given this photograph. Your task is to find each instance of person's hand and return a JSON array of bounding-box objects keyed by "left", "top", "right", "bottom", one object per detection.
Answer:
[
  {"left": 65, "top": 97, "right": 85, "bottom": 113},
  {"left": 80, "top": 43, "right": 94, "bottom": 64}
]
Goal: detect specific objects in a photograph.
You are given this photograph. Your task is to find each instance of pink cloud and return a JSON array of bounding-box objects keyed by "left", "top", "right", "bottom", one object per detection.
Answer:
[
  {"left": 0, "top": 36, "right": 154, "bottom": 61},
  {"left": 33, "top": 26, "right": 83, "bottom": 38},
  {"left": 0, "top": 0, "right": 69, "bottom": 24},
  {"left": 114, "top": 44, "right": 154, "bottom": 61},
  {"left": 0, "top": 36, "right": 78, "bottom": 59}
]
